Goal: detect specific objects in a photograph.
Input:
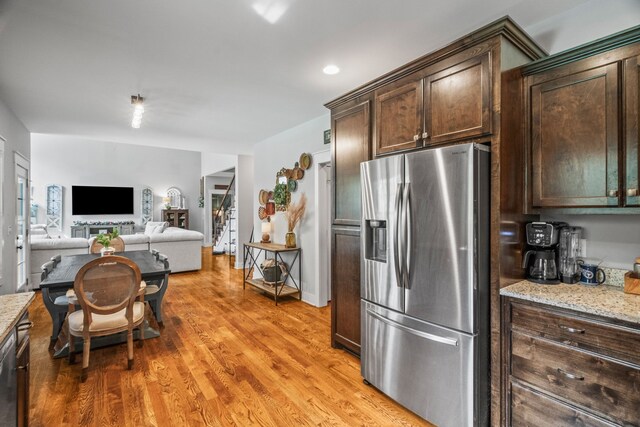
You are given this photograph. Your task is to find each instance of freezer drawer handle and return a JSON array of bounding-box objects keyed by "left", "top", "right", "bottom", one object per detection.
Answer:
[{"left": 366, "top": 309, "right": 459, "bottom": 347}]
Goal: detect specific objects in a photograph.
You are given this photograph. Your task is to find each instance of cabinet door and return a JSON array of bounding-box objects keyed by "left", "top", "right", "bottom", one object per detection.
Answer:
[
  {"left": 331, "top": 227, "right": 361, "bottom": 354},
  {"left": 374, "top": 79, "right": 423, "bottom": 156},
  {"left": 625, "top": 55, "right": 640, "bottom": 207},
  {"left": 332, "top": 101, "right": 370, "bottom": 226},
  {"left": 530, "top": 63, "right": 620, "bottom": 208},
  {"left": 424, "top": 52, "right": 491, "bottom": 145}
]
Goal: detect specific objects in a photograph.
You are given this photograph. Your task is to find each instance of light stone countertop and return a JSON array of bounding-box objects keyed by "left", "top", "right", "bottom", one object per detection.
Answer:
[
  {"left": 500, "top": 280, "right": 640, "bottom": 325},
  {"left": 0, "top": 292, "right": 35, "bottom": 344}
]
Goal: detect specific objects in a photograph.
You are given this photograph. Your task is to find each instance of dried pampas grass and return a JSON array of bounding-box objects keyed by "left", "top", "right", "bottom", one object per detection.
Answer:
[{"left": 285, "top": 193, "right": 307, "bottom": 232}]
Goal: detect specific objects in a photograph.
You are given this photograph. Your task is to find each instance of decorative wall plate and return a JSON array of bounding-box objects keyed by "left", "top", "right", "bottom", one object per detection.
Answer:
[
  {"left": 258, "top": 206, "right": 267, "bottom": 220},
  {"left": 259, "top": 189, "right": 269, "bottom": 206},
  {"left": 299, "top": 153, "right": 312, "bottom": 170},
  {"left": 288, "top": 179, "right": 297, "bottom": 192}
]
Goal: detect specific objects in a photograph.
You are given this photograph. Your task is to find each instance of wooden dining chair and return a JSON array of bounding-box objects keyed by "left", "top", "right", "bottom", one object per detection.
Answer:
[
  {"left": 67, "top": 256, "right": 145, "bottom": 382},
  {"left": 89, "top": 236, "right": 125, "bottom": 254}
]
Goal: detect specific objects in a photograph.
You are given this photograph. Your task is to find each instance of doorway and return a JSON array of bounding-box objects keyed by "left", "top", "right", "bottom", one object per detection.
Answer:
[
  {"left": 314, "top": 149, "right": 332, "bottom": 307},
  {"left": 15, "top": 152, "right": 29, "bottom": 292}
]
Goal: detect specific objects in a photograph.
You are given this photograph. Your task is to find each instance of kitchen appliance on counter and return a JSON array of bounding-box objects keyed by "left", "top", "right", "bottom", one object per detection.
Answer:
[
  {"left": 559, "top": 226, "right": 583, "bottom": 283},
  {"left": 360, "top": 143, "right": 489, "bottom": 427},
  {"left": 522, "top": 222, "right": 567, "bottom": 284}
]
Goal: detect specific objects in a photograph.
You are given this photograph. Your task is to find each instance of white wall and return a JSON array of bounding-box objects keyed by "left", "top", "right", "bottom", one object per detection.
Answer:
[
  {"left": 0, "top": 98, "right": 30, "bottom": 295},
  {"left": 526, "top": 0, "right": 640, "bottom": 54},
  {"left": 541, "top": 214, "right": 640, "bottom": 270},
  {"left": 31, "top": 134, "right": 203, "bottom": 235},
  {"left": 528, "top": 0, "right": 640, "bottom": 270},
  {"left": 253, "top": 114, "right": 330, "bottom": 306}
]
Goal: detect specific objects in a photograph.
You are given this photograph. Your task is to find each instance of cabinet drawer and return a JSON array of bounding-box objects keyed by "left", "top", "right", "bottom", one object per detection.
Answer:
[
  {"left": 511, "top": 332, "right": 640, "bottom": 425},
  {"left": 511, "top": 302, "right": 640, "bottom": 365},
  {"left": 511, "top": 382, "right": 614, "bottom": 427}
]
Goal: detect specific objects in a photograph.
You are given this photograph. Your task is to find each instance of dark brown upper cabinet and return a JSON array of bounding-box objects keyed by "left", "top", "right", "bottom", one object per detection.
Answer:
[
  {"left": 374, "top": 79, "right": 423, "bottom": 156},
  {"left": 424, "top": 52, "right": 491, "bottom": 146},
  {"left": 332, "top": 100, "right": 370, "bottom": 226},
  {"left": 373, "top": 48, "right": 492, "bottom": 157},
  {"left": 529, "top": 62, "right": 620, "bottom": 208},
  {"left": 625, "top": 55, "right": 640, "bottom": 207}
]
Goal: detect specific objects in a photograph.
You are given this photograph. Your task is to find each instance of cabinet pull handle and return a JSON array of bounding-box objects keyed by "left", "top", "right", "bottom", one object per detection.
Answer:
[
  {"left": 627, "top": 188, "right": 638, "bottom": 197},
  {"left": 413, "top": 134, "right": 420, "bottom": 142},
  {"left": 17, "top": 321, "right": 33, "bottom": 331},
  {"left": 557, "top": 368, "right": 584, "bottom": 381},
  {"left": 421, "top": 132, "right": 429, "bottom": 139},
  {"left": 559, "top": 325, "right": 585, "bottom": 334},
  {"left": 18, "top": 364, "right": 29, "bottom": 370},
  {"left": 608, "top": 189, "right": 618, "bottom": 197}
]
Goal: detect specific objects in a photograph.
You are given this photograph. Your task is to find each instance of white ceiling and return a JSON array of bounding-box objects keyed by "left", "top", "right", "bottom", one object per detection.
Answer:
[{"left": 0, "top": 0, "right": 590, "bottom": 154}]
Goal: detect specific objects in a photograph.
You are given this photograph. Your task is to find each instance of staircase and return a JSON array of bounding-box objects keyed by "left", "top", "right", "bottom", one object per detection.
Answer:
[{"left": 212, "top": 175, "right": 236, "bottom": 256}]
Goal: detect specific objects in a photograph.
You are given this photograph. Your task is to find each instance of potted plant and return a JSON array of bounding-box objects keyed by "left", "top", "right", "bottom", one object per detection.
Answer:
[
  {"left": 95, "top": 227, "right": 119, "bottom": 256},
  {"left": 284, "top": 193, "right": 306, "bottom": 248}
]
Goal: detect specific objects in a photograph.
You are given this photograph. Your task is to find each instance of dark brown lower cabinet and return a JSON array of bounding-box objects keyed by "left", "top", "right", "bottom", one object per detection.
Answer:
[
  {"left": 503, "top": 298, "right": 640, "bottom": 426},
  {"left": 331, "top": 227, "right": 361, "bottom": 355}
]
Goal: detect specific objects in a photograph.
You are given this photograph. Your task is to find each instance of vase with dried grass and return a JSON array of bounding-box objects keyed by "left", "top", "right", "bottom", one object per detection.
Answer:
[{"left": 284, "top": 193, "right": 307, "bottom": 248}]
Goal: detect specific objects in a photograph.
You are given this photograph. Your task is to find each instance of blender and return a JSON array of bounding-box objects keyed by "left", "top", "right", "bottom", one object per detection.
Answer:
[{"left": 559, "top": 226, "right": 583, "bottom": 283}]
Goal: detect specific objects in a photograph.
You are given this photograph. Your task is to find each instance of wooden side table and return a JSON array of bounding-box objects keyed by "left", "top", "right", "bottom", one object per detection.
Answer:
[{"left": 243, "top": 242, "right": 301, "bottom": 305}]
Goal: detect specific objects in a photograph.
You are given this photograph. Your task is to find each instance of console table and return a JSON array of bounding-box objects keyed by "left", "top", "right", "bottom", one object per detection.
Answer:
[
  {"left": 70, "top": 222, "right": 135, "bottom": 238},
  {"left": 243, "top": 242, "right": 301, "bottom": 305}
]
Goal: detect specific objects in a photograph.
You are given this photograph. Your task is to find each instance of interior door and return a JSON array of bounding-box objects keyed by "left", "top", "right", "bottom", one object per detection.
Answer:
[
  {"left": 404, "top": 144, "right": 488, "bottom": 334},
  {"left": 361, "top": 154, "right": 403, "bottom": 312},
  {"left": 15, "top": 153, "right": 29, "bottom": 292}
]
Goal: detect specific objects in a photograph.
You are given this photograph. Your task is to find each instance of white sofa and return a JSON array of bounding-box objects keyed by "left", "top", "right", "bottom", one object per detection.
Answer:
[{"left": 29, "top": 224, "right": 204, "bottom": 289}]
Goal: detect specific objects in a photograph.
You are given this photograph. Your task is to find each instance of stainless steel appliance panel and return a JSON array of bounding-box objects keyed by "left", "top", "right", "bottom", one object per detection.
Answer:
[
  {"left": 404, "top": 144, "right": 488, "bottom": 333},
  {"left": 0, "top": 330, "right": 17, "bottom": 427},
  {"left": 361, "top": 301, "right": 476, "bottom": 427},
  {"left": 361, "top": 155, "right": 404, "bottom": 312}
]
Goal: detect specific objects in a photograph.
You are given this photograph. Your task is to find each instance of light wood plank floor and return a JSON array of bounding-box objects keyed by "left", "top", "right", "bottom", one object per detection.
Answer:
[{"left": 28, "top": 249, "right": 432, "bottom": 426}]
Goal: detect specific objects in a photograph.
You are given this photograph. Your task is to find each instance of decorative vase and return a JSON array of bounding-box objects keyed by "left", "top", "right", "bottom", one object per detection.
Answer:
[
  {"left": 100, "top": 246, "right": 115, "bottom": 256},
  {"left": 285, "top": 232, "right": 296, "bottom": 248}
]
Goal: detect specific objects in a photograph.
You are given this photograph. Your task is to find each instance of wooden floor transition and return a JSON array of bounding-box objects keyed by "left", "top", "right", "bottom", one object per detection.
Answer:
[{"left": 28, "top": 249, "right": 431, "bottom": 426}]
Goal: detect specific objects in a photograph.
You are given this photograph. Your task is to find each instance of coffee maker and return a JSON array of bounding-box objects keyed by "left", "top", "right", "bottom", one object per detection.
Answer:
[{"left": 522, "top": 222, "right": 567, "bottom": 284}]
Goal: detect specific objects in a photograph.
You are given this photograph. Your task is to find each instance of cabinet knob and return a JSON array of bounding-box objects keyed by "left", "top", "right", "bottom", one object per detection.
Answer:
[
  {"left": 608, "top": 189, "right": 618, "bottom": 197},
  {"left": 421, "top": 132, "right": 429, "bottom": 139},
  {"left": 413, "top": 134, "right": 420, "bottom": 142},
  {"left": 627, "top": 188, "right": 638, "bottom": 197}
]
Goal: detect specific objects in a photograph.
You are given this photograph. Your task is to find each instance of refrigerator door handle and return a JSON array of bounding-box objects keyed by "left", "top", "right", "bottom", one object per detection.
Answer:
[
  {"left": 366, "top": 308, "right": 459, "bottom": 347},
  {"left": 394, "top": 183, "right": 404, "bottom": 287},
  {"left": 403, "top": 183, "right": 412, "bottom": 289}
]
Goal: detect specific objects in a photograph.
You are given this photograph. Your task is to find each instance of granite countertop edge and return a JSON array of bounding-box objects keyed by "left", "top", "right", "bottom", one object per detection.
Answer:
[
  {"left": 0, "top": 292, "right": 36, "bottom": 344},
  {"left": 500, "top": 280, "right": 640, "bottom": 325}
]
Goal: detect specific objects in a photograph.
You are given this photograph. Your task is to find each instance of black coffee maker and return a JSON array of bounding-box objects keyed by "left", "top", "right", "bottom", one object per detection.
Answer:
[{"left": 522, "top": 222, "right": 567, "bottom": 284}]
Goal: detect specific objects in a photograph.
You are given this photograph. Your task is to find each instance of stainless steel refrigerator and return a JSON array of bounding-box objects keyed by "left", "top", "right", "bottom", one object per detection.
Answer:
[{"left": 360, "top": 143, "right": 490, "bottom": 427}]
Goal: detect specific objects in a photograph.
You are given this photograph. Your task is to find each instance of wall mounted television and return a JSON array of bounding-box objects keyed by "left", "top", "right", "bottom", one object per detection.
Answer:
[{"left": 72, "top": 186, "right": 134, "bottom": 215}]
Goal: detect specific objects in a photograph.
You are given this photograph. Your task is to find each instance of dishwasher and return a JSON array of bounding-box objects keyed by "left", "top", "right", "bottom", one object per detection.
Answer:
[{"left": 0, "top": 330, "right": 17, "bottom": 426}]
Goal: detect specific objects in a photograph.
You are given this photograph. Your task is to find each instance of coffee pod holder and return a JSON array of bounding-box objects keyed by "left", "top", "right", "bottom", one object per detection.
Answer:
[{"left": 624, "top": 272, "right": 640, "bottom": 295}]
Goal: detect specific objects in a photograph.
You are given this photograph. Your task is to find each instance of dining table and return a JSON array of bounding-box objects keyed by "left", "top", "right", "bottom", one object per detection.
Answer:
[{"left": 39, "top": 250, "right": 171, "bottom": 358}]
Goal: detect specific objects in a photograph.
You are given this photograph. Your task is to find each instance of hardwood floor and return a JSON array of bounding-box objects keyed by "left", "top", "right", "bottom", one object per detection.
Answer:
[{"left": 29, "top": 249, "right": 431, "bottom": 426}]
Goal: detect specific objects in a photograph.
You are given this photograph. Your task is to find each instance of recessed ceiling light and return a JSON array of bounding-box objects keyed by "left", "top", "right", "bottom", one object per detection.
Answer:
[{"left": 323, "top": 65, "right": 340, "bottom": 75}]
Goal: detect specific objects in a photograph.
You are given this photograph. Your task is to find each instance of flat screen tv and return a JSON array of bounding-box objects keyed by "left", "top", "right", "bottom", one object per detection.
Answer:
[{"left": 72, "top": 186, "right": 134, "bottom": 215}]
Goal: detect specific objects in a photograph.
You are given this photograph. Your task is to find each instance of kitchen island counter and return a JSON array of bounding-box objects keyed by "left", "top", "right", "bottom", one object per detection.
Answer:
[
  {"left": 0, "top": 292, "right": 35, "bottom": 343},
  {"left": 501, "top": 280, "right": 640, "bottom": 325}
]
